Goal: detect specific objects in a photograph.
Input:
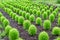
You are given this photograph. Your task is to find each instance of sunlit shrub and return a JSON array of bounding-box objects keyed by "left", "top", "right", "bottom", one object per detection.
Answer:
[
  {"left": 5, "top": 25, "right": 12, "bottom": 36},
  {"left": 0, "top": 16, "right": 5, "bottom": 22},
  {"left": 43, "top": 20, "right": 51, "bottom": 30},
  {"left": 23, "top": 20, "right": 31, "bottom": 30},
  {"left": 3, "top": 19, "right": 10, "bottom": 27},
  {"left": 29, "top": 14, "right": 35, "bottom": 22},
  {"left": 49, "top": 14, "right": 55, "bottom": 22},
  {"left": 58, "top": 17, "right": 60, "bottom": 25},
  {"left": 15, "top": 15, "right": 19, "bottom": 21},
  {"left": 38, "top": 31, "right": 49, "bottom": 40},
  {"left": 18, "top": 16, "right": 24, "bottom": 24},
  {"left": 25, "top": 13, "right": 30, "bottom": 20},
  {"left": 56, "top": 37, "right": 60, "bottom": 40},
  {"left": 36, "top": 17, "right": 42, "bottom": 26},
  {"left": 36, "top": 11, "right": 41, "bottom": 17},
  {"left": 28, "top": 25, "right": 37, "bottom": 36},
  {"left": 42, "top": 12, "right": 48, "bottom": 19},
  {"left": 9, "top": 28, "right": 19, "bottom": 40},
  {"left": 52, "top": 27, "right": 60, "bottom": 35}
]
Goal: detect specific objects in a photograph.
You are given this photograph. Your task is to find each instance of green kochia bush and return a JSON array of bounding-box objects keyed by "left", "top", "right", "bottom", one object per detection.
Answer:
[
  {"left": 52, "top": 11, "right": 57, "bottom": 16},
  {"left": 9, "top": 28, "right": 19, "bottom": 40},
  {"left": 36, "top": 11, "right": 41, "bottom": 17},
  {"left": 38, "top": 31, "right": 49, "bottom": 40},
  {"left": 0, "top": 12, "right": 3, "bottom": 17},
  {"left": 58, "top": 17, "right": 60, "bottom": 25},
  {"left": 22, "top": 11, "right": 26, "bottom": 17},
  {"left": 36, "top": 17, "right": 42, "bottom": 26},
  {"left": 25, "top": 13, "right": 30, "bottom": 20},
  {"left": 0, "top": 16, "right": 5, "bottom": 22},
  {"left": 33, "top": 9, "right": 37, "bottom": 16},
  {"left": 3, "top": 19, "right": 10, "bottom": 27},
  {"left": 42, "top": 12, "right": 48, "bottom": 19},
  {"left": 29, "top": 14, "right": 35, "bottom": 22},
  {"left": 15, "top": 15, "right": 19, "bottom": 21},
  {"left": 58, "top": 14, "right": 60, "bottom": 17},
  {"left": 5, "top": 25, "right": 12, "bottom": 36},
  {"left": 52, "top": 27, "right": 60, "bottom": 35},
  {"left": 49, "top": 14, "right": 55, "bottom": 22},
  {"left": 28, "top": 25, "right": 37, "bottom": 36},
  {"left": 56, "top": 37, "right": 60, "bottom": 40},
  {"left": 23, "top": 20, "right": 31, "bottom": 30},
  {"left": 18, "top": 16, "right": 24, "bottom": 24},
  {"left": 12, "top": 13, "right": 16, "bottom": 20},
  {"left": 43, "top": 20, "right": 51, "bottom": 30}
]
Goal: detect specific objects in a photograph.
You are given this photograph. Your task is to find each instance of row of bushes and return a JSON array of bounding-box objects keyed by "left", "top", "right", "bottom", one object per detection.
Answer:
[{"left": 0, "top": 12, "right": 23, "bottom": 40}]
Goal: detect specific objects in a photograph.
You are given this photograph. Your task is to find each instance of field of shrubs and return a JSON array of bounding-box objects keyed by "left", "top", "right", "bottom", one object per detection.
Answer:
[{"left": 0, "top": 0, "right": 60, "bottom": 40}]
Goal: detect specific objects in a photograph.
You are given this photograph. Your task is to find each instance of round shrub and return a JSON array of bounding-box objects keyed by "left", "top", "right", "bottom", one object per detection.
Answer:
[
  {"left": 36, "top": 17, "right": 42, "bottom": 26},
  {"left": 9, "top": 28, "right": 19, "bottom": 40},
  {"left": 9, "top": 12, "right": 13, "bottom": 17},
  {"left": 58, "top": 14, "right": 60, "bottom": 17},
  {"left": 12, "top": 13, "right": 16, "bottom": 20},
  {"left": 56, "top": 37, "right": 60, "bottom": 40},
  {"left": 18, "top": 16, "right": 24, "bottom": 24},
  {"left": 38, "top": 31, "right": 49, "bottom": 40},
  {"left": 29, "top": 9, "right": 33, "bottom": 14},
  {"left": 25, "top": 13, "right": 30, "bottom": 20},
  {"left": 49, "top": 14, "right": 55, "bottom": 22},
  {"left": 28, "top": 25, "right": 37, "bottom": 36},
  {"left": 3, "top": 19, "right": 10, "bottom": 27},
  {"left": 22, "top": 11, "right": 26, "bottom": 17},
  {"left": 52, "top": 27, "right": 60, "bottom": 35},
  {"left": 58, "top": 17, "right": 60, "bottom": 25},
  {"left": 5, "top": 25, "right": 12, "bottom": 35},
  {"left": 43, "top": 20, "right": 51, "bottom": 30},
  {"left": 0, "top": 12, "right": 3, "bottom": 17},
  {"left": 15, "top": 15, "right": 19, "bottom": 21},
  {"left": 23, "top": 20, "right": 31, "bottom": 30},
  {"left": 42, "top": 12, "right": 48, "bottom": 19},
  {"left": 36, "top": 11, "right": 41, "bottom": 17},
  {"left": 33, "top": 9, "right": 37, "bottom": 16},
  {"left": 46, "top": 10, "right": 50, "bottom": 16},
  {"left": 19, "top": 10, "right": 22, "bottom": 16},
  {"left": 0, "top": 16, "right": 5, "bottom": 22},
  {"left": 52, "top": 11, "right": 57, "bottom": 16},
  {"left": 29, "top": 14, "right": 35, "bottom": 22}
]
